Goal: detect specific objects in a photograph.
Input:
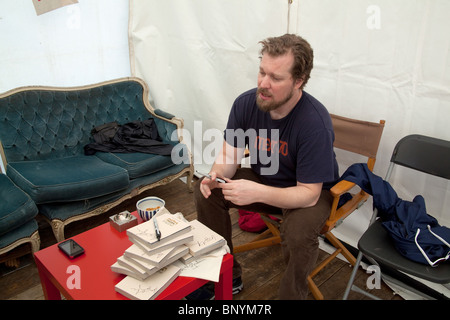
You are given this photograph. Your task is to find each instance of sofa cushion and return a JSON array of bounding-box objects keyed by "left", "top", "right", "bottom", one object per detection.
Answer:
[
  {"left": 0, "top": 219, "right": 38, "bottom": 249},
  {"left": 94, "top": 152, "right": 176, "bottom": 179},
  {"left": 6, "top": 156, "right": 129, "bottom": 204},
  {"left": 38, "top": 162, "right": 190, "bottom": 222},
  {"left": 0, "top": 174, "right": 38, "bottom": 237}
]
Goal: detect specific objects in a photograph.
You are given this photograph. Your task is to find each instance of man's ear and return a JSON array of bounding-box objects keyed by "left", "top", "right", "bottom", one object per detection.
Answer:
[{"left": 295, "top": 77, "right": 304, "bottom": 90}]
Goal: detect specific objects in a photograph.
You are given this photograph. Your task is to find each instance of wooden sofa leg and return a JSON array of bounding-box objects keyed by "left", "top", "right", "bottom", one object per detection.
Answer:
[
  {"left": 30, "top": 230, "right": 41, "bottom": 253},
  {"left": 4, "top": 258, "right": 20, "bottom": 268},
  {"left": 51, "top": 220, "right": 66, "bottom": 242}
]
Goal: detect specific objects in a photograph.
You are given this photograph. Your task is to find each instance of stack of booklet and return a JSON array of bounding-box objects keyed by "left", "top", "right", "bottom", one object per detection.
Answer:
[{"left": 112, "top": 211, "right": 227, "bottom": 300}]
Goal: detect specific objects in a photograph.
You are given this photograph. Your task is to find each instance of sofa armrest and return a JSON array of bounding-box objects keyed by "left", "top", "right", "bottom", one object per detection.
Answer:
[{"left": 154, "top": 109, "right": 175, "bottom": 120}]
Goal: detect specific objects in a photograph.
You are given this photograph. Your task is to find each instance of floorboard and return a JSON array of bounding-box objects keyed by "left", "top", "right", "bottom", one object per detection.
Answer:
[{"left": 0, "top": 177, "right": 402, "bottom": 300}]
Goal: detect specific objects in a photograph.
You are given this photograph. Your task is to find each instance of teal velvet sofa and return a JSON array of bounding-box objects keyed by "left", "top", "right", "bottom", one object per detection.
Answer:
[
  {"left": 0, "top": 77, "right": 193, "bottom": 242},
  {"left": 0, "top": 173, "right": 40, "bottom": 257}
]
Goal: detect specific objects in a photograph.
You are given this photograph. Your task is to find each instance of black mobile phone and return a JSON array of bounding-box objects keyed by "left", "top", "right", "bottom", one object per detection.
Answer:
[{"left": 58, "top": 239, "right": 85, "bottom": 259}]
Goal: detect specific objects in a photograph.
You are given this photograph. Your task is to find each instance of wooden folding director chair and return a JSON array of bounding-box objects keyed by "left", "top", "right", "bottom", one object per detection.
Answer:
[{"left": 233, "top": 114, "right": 385, "bottom": 300}]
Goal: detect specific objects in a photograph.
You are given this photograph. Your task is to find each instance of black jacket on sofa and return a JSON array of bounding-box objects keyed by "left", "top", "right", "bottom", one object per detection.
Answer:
[{"left": 84, "top": 119, "right": 173, "bottom": 156}]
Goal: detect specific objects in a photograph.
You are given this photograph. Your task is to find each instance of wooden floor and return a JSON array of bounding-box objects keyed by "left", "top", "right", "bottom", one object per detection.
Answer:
[{"left": 0, "top": 177, "right": 401, "bottom": 300}]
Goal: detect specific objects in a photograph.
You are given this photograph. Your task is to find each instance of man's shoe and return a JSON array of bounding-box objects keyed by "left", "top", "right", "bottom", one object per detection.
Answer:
[
  {"left": 232, "top": 276, "right": 243, "bottom": 295},
  {"left": 185, "top": 277, "right": 244, "bottom": 300},
  {"left": 185, "top": 282, "right": 215, "bottom": 300}
]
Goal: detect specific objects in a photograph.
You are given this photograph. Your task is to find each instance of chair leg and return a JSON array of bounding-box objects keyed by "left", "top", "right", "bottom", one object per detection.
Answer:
[
  {"left": 307, "top": 242, "right": 344, "bottom": 300},
  {"left": 233, "top": 228, "right": 281, "bottom": 253},
  {"left": 324, "top": 232, "right": 356, "bottom": 266},
  {"left": 307, "top": 276, "right": 324, "bottom": 300},
  {"left": 342, "top": 251, "right": 364, "bottom": 300},
  {"left": 233, "top": 218, "right": 281, "bottom": 253},
  {"left": 308, "top": 232, "right": 357, "bottom": 300}
]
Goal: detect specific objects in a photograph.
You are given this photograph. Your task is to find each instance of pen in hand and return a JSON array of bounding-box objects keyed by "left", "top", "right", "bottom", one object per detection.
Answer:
[
  {"left": 196, "top": 170, "right": 227, "bottom": 183},
  {"left": 153, "top": 216, "right": 161, "bottom": 241}
]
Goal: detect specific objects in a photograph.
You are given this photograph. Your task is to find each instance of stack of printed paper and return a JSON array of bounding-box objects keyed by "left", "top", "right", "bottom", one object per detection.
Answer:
[{"left": 111, "top": 210, "right": 228, "bottom": 300}]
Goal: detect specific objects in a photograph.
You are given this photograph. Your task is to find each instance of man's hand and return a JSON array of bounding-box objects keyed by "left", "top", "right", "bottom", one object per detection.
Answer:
[
  {"left": 218, "top": 178, "right": 261, "bottom": 206},
  {"left": 218, "top": 177, "right": 322, "bottom": 209},
  {"left": 199, "top": 171, "right": 225, "bottom": 199}
]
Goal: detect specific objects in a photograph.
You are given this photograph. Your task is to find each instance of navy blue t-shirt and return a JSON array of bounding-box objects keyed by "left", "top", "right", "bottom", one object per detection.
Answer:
[{"left": 224, "top": 88, "right": 338, "bottom": 188}]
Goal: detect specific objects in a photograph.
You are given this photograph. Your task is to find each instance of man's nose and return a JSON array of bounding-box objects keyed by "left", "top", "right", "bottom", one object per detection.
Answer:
[{"left": 259, "top": 75, "right": 270, "bottom": 89}]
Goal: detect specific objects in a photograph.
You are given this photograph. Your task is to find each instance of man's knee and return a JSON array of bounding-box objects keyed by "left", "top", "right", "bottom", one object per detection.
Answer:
[
  {"left": 281, "top": 191, "right": 332, "bottom": 246},
  {"left": 281, "top": 212, "right": 321, "bottom": 246}
]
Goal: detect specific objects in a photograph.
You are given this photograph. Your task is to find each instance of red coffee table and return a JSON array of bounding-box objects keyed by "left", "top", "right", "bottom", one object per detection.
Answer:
[{"left": 34, "top": 211, "right": 233, "bottom": 300}]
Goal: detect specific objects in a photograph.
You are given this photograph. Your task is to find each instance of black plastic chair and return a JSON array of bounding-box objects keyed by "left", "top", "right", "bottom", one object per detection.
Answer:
[{"left": 343, "top": 134, "right": 450, "bottom": 300}]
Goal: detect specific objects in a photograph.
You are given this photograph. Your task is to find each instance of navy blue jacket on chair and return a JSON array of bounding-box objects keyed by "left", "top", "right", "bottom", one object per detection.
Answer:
[{"left": 339, "top": 163, "right": 450, "bottom": 266}]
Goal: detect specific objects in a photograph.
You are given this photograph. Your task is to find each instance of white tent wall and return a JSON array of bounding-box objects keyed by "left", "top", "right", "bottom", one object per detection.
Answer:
[
  {"left": 0, "top": 0, "right": 130, "bottom": 93},
  {"left": 0, "top": 1, "right": 130, "bottom": 92},
  {"left": 129, "top": 0, "right": 450, "bottom": 297},
  {"left": 129, "top": 0, "right": 291, "bottom": 175},
  {"left": 129, "top": 0, "right": 450, "bottom": 227},
  {"left": 295, "top": 0, "right": 450, "bottom": 247},
  {"left": 0, "top": 0, "right": 131, "bottom": 172}
]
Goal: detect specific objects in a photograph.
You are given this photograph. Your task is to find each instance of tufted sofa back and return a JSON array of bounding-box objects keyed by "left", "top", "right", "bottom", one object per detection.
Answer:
[{"left": 0, "top": 78, "right": 173, "bottom": 163}]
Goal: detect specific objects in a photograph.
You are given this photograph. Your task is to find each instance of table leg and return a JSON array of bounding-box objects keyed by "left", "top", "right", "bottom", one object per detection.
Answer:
[
  {"left": 35, "top": 257, "right": 62, "bottom": 300},
  {"left": 214, "top": 255, "right": 233, "bottom": 300}
]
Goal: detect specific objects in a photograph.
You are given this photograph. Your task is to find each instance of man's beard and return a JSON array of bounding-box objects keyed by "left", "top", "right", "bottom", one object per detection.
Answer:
[{"left": 256, "top": 87, "right": 294, "bottom": 113}]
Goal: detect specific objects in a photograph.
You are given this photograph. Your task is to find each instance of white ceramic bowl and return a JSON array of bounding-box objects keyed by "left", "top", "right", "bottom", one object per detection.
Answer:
[{"left": 136, "top": 196, "right": 165, "bottom": 221}]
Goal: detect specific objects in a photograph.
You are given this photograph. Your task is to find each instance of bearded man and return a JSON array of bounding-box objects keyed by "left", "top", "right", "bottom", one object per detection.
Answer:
[{"left": 193, "top": 34, "right": 338, "bottom": 300}]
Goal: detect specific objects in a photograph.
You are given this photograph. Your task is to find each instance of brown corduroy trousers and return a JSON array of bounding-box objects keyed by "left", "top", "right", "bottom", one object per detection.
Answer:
[{"left": 193, "top": 168, "right": 332, "bottom": 299}]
